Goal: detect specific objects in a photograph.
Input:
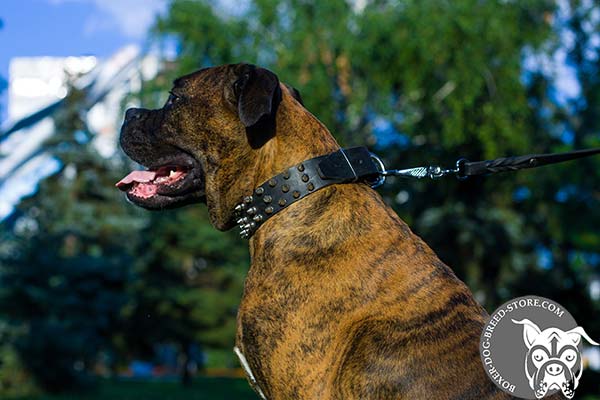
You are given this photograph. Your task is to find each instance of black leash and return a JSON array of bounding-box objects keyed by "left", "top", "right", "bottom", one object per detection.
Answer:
[
  {"left": 378, "top": 147, "right": 600, "bottom": 182},
  {"left": 235, "top": 146, "right": 600, "bottom": 239}
]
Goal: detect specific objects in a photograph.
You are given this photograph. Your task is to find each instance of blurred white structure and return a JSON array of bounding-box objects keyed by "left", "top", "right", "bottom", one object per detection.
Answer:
[
  {"left": 8, "top": 56, "right": 97, "bottom": 121},
  {"left": 0, "top": 45, "right": 160, "bottom": 219}
]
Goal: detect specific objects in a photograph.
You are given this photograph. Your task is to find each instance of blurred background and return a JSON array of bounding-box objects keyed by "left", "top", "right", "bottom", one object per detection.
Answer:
[{"left": 0, "top": 0, "right": 599, "bottom": 399}]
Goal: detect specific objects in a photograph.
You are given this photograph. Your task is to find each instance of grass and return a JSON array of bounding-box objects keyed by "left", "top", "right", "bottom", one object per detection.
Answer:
[
  {"left": 12, "top": 376, "right": 600, "bottom": 400},
  {"left": 15, "top": 377, "right": 259, "bottom": 400}
]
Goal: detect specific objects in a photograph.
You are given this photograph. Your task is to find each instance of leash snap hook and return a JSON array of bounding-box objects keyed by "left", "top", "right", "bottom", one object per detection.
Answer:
[
  {"left": 427, "top": 165, "right": 445, "bottom": 179},
  {"left": 427, "top": 158, "right": 469, "bottom": 179}
]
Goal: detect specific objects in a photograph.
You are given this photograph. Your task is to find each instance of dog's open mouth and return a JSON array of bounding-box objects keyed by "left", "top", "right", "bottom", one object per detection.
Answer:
[
  {"left": 117, "top": 165, "right": 189, "bottom": 198},
  {"left": 116, "top": 156, "right": 205, "bottom": 209}
]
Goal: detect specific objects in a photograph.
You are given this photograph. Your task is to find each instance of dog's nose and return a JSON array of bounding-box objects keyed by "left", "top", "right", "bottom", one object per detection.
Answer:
[
  {"left": 545, "top": 363, "right": 564, "bottom": 376},
  {"left": 124, "top": 108, "right": 143, "bottom": 123}
]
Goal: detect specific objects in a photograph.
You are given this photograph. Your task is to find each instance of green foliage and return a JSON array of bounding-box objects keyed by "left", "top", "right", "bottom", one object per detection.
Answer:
[
  {"left": 0, "top": 232, "right": 131, "bottom": 392},
  {"left": 12, "top": 377, "right": 258, "bottom": 400},
  {"left": 120, "top": 206, "right": 247, "bottom": 356},
  {"left": 0, "top": 87, "right": 141, "bottom": 392},
  {"left": 0, "top": 344, "right": 38, "bottom": 397}
]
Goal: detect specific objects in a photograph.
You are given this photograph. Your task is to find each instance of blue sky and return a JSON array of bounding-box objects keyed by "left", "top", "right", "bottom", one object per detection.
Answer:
[{"left": 0, "top": 0, "right": 167, "bottom": 123}]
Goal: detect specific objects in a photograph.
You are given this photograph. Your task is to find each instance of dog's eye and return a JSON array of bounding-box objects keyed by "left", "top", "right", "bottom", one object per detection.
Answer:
[
  {"left": 562, "top": 349, "right": 577, "bottom": 362},
  {"left": 233, "top": 79, "right": 243, "bottom": 97},
  {"left": 233, "top": 73, "right": 250, "bottom": 98},
  {"left": 532, "top": 349, "right": 547, "bottom": 362}
]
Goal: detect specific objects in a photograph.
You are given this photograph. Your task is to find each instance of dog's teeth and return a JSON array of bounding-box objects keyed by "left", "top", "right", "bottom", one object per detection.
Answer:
[{"left": 169, "top": 170, "right": 176, "bottom": 177}]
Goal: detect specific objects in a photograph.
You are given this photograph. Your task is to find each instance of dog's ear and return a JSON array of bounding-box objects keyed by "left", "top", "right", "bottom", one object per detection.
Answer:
[
  {"left": 284, "top": 84, "right": 304, "bottom": 106},
  {"left": 233, "top": 64, "right": 282, "bottom": 148},
  {"left": 565, "top": 326, "right": 600, "bottom": 346},
  {"left": 512, "top": 319, "right": 542, "bottom": 349}
]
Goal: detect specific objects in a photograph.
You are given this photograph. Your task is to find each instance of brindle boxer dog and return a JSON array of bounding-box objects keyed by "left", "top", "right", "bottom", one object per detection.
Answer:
[{"left": 117, "top": 63, "right": 547, "bottom": 399}]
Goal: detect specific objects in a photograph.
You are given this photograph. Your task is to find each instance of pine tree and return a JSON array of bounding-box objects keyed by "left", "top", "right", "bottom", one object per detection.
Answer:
[{"left": 0, "top": 85, "right": 143, "bottom": 392}]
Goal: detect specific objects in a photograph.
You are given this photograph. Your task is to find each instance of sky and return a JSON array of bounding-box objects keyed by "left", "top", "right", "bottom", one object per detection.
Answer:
[{"left": 0, "top": 0, "right": 168, "bottom": 123}]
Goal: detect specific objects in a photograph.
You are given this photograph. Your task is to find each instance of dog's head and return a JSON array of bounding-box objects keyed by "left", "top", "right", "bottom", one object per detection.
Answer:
[
  {"left": 512, "top": 318, "right": 599, "bottom": 399},
  {"left": 117, "top": 63, "right": 303, "bottom": 229}
]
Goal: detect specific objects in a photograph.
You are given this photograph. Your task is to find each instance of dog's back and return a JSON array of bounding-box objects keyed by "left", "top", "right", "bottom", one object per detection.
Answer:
[{"left": 239, "top": 182, "right": 515, "bottom": 399}]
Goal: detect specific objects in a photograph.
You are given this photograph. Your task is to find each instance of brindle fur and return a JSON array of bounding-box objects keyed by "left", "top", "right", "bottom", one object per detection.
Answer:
[{"left": 120, "top": 64, "right": 558, "bottom": 399}]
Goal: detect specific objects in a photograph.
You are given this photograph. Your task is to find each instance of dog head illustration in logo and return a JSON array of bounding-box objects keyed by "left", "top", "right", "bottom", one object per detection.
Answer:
[{"left": 512, "top": 319, "right": 599, "bottom": 399}]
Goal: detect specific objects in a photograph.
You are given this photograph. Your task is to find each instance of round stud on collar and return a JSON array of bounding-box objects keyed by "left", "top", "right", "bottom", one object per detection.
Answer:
[{"left": 235, "top": 147, "right": 385, "bottom": 240}]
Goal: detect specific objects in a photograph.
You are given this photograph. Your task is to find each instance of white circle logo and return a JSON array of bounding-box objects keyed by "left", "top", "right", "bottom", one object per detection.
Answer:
[{"left": 480, "top": 295, "right": 599, "bottom": 399}]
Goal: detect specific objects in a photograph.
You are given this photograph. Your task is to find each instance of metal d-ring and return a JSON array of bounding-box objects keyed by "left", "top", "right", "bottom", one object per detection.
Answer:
[{"left": 369, "top": 152, "right": 387, "bottom": 188}]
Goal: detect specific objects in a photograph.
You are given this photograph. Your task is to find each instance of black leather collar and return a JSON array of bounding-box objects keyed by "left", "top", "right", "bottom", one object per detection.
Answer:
[{"left": 234, "top": 147, "right": 382, "bottom": 239}]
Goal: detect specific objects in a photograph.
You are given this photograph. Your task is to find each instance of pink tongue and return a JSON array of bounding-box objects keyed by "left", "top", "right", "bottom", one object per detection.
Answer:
[{"left": 115, "top": 170, "right": 157, "bottom": 188}]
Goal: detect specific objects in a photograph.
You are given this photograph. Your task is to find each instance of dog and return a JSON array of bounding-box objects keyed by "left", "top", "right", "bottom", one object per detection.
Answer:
[
  {"left": 512, "top": 318, "right": 599, "bottom": 399},
  {"left": 117, "top": 63, "right": 524, "bottom": 399}
]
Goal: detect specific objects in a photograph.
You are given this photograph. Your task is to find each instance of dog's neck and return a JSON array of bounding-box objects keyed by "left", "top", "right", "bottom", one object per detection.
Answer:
[
  {"left": 246, "top": 91, "right": 409, "bottom": 263},
  {"left": 250, "top": 92, "right": 341, "bottom": 187}
]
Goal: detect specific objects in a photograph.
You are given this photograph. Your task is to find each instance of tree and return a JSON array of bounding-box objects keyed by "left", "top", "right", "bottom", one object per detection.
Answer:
[
  {"left": 511, "top": 0, "right": 600, "bottom": 339},
  {"left": 120, "top": 207, "right": 247, "bottom": 384},
  {"left": 0, "top": 85, "right": 143, "bottom": 392}
]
